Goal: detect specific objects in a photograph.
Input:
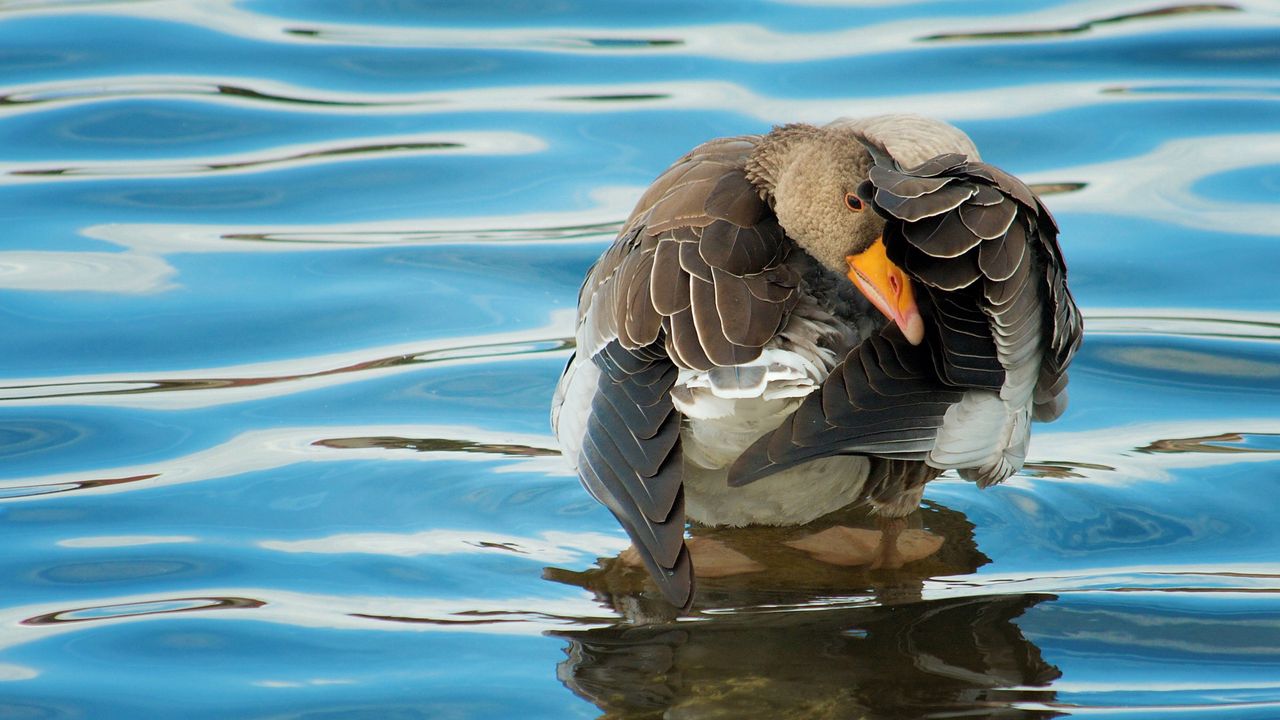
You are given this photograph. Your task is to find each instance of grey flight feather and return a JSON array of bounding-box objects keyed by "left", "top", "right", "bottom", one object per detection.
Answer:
[{"left": 567, "top": 136, "right": 802, "bottom": 607}]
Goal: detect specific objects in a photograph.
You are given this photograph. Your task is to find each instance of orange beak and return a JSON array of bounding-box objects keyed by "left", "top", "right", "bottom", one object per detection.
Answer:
[{"left": 846, "top": 238, "right": 925, "bottom": 345}]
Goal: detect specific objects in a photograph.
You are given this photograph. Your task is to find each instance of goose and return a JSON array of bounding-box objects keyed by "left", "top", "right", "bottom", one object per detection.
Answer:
[{"left": 551, "top": 115, "right": 1082, "bottom": 609}]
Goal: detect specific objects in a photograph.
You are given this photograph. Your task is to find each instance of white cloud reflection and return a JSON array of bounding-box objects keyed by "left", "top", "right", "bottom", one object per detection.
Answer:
[
  {"left": 0, "top": 251, "right": 175, "bottom": 294},
  {"left": 1030, "top": 131, "right": 1280, "bottom": 237},
  {"left": 0, "top": 423, "right": 565, "bottom": 503},
  {"left": 1021, "top": 416, "right": 1280, "bottom": 487},
  {"left": 0, "top": 310, "right": 576, "bottom": 410},
  {"left": 0, "top": 587, "right": 615, "bottom": 654},
  {"left": 0, "top": 132, "right": 545, "bottom": 184},
  {"left": 253, "top": 678, "right": 355, "bottom": 689},
  {"left": 0, "top": 664, "right": 39, "bottom": 681},
  {"left": 922, "top": 562, "right": 1280, "bottom": 607},
  {"left": 260, "top": 529, "right": 627, "bottom": 563},
  {"left": 78, "top": 186, "right": 637, "bottom": 255}
]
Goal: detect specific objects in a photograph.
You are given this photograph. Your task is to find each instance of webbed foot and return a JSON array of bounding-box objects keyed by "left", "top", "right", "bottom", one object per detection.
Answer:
[{"left": 783, "top": 522, "right": 943, "bottom": 568}]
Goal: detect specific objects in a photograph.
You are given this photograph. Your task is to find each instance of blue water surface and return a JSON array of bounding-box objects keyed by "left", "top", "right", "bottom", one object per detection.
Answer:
[{"left": 1, "top": 1, "right": 1279, "bottom": 718}]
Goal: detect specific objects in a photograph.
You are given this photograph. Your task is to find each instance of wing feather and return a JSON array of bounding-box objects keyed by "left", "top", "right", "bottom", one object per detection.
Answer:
[
  {"left": 730, "top": 330, "right": 964, "bottom": 486},
  {"left": 556, "top": 135, "right": 799, "bottom": 607}
]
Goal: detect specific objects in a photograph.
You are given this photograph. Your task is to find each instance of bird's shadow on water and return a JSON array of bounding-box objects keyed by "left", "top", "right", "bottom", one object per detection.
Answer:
[{"left": 544, "top": 503, "right": 1062, "bottom": 719}]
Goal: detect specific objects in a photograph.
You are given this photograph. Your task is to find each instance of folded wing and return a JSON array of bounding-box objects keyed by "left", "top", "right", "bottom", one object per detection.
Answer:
[
  {"left": 559, "top": 137, "right": 802, "bottom": 607},
  {"left": 730, "top": 141, "right": 1082, "bottom": 488}
]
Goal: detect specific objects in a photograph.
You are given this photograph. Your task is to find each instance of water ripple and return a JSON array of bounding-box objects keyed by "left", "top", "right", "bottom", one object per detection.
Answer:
[
  {"left": 1086, "top": 311, "right": 1280, "bottom": 341},
  {"left": 927, "top": 567, "right": 1280, "bottom": 598},
  {"left": 10, "top": 73, "right": 1273, "bottom": 129},
  {"left": 80, "top": 213, "right": 628, "bottom": 253},
  {"left": 0, "top": 78, "right": 411, "bottom": 109},
  {"left": 0, "top": 590, "right": 610, "bottom": 648},
  {"left": 313, "top": 435, "right": 560, "bottom": 457},
  {"left": 1138, "top": 431, "right": 1280, "bottom": 454},
  {"left": 0, "top": 473, "right": 157, "bottom": 500},
  {"left": 1032, "top": 131, "right": 1280, "bottom": 236},
  {"left": 0, "top": 250, "right": 175, "bottom": 293},
  {"left": 3, "top": 132, "right": 545, "bottom": 180},
  {"left": 219, "top": 221, "right": 621, "bottom": 247},
  {"left": 0, "top": 325, "right": 572, "bottom": 407},
  {"left": 22, "top": 596, "right": 263, "bottom": 626},
  {"left": 921, "top": 3, "right": 1243, "bottom": 42},
  {"left": 0, "top": 424, "right": 561, "bottom": 502},
  {"left": 1026, "top": 418, "right": 1280, "bottom": 486},
  {"left": 260, "top": 529, "right": 624, "bottom": 563}
]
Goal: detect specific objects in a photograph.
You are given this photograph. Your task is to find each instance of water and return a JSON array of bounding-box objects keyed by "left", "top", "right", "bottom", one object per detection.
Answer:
[{"left": 1, "top": 1, "right": 1278, "bottom": 717}]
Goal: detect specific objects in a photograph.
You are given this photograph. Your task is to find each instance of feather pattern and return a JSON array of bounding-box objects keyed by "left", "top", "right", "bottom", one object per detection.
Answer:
[
  {"left": 556, "top": 136, "right": 803, "bottom": 607},
  {"left": 729, "top": 130, "right": 1082, "bottom": 490}
]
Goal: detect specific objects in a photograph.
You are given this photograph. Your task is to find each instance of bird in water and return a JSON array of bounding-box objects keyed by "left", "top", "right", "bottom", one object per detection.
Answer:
[{"left": 551, "top": 115, "right": 1082, "bottom": 609}]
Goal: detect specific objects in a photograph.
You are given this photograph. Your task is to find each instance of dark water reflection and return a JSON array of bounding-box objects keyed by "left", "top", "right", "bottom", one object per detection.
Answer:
[
  {"left": 547, "top": 503, "right": 987, "bottom": 618},
  {"left": 554, "top": 594, "right": 1060, "bottom": 720},
  {"left": 544, "top": 504, "right": 1056, "bottom": 718},
  {"left": 22, "top": 596, "right": 264, "bottom": 625},
  {"left": 920, "top": 4, "right": 1242, "bottom": 42}
]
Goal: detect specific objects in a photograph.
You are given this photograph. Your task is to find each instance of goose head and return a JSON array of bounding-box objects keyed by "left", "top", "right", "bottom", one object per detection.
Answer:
[{"left": 747, "top": 116, "right": 981, "bottom": 346}]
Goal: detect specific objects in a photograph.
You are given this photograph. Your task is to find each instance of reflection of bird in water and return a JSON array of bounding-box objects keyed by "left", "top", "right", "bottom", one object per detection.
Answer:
[
  {"left": 550, "top": 592, "right": 1061, "bottom": 719},
  {"left": 551, "top": 115, "right": 1082, "bottom": 608},
  {"left": 546, "top": 500, "right": 987, "bottom": 623}
]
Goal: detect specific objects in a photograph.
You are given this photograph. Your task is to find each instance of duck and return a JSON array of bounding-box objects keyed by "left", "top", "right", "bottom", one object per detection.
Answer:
[{"left": 551, "top": 114, "right": 1082, "bottom": 609}]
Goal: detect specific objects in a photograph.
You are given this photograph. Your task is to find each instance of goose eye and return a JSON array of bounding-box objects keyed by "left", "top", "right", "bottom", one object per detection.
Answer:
[{"left": 844, "top": 192, "right": 864, "bottom": 212}]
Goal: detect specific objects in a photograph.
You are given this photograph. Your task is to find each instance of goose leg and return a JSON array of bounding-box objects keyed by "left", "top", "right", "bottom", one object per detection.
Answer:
[
  {"left": 869, "top": 515, "right": 908, "bottom": 570},
  {"left": 864, "top": 461, "right": 941, "bottom": 569}
]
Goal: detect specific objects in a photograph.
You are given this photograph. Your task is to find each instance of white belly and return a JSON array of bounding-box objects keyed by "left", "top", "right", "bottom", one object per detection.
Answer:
[
  {"left": 683, "top": 453, "right": 869, "bottom": 527},
  {"left": 676, "top": 388, "right": 870, "bottom": 527},
  {"left": 669, "top": 331, "right": 870, "bottom": 527}
]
